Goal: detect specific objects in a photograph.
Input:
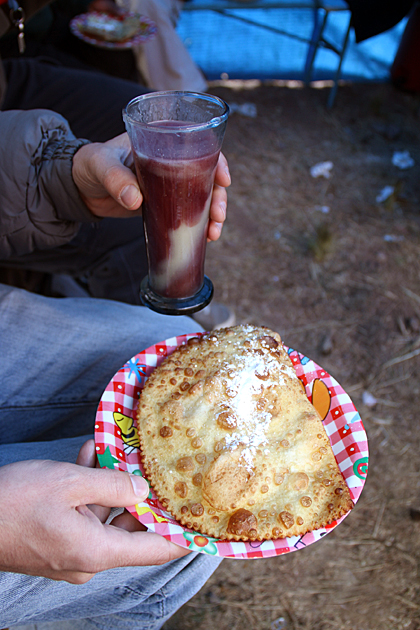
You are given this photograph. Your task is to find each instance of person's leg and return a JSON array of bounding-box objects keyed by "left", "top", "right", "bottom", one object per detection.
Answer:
[
  {"left": 1, "top": 545, "right": 220, "bottom": 630},
  {"left": 0, "top": 284, "right": 218, "bottom": 629},
  {"left": 0, "top": 217, "right": 149, "bottom": 305},
  {"left": 1, "top": 57, "right": 149, "bottom": 141},
  {"left": 0, "top": 283, "right": 202, "bottom": 445}
]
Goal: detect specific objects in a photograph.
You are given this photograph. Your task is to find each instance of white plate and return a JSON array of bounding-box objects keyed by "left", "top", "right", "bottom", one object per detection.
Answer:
[{"left": 70, "top": 11, "right": 157, "bottom": 50}]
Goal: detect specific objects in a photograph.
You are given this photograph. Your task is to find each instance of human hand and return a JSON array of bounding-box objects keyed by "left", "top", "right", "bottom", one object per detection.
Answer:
[
  {"left": 72, "top": 133, "right": 142, "bottom": 219},
  {"left": 0, "top": 456, "right": 189, "bottom": 584},
  {"left": 75, "top": 438, "right": 148, "bottom": 532},
  {"left": 72, "top": 135, "right": 231, "bottom": 241},
  {"left": 207, "top": 152, "right": 231, "bottom": 242}
]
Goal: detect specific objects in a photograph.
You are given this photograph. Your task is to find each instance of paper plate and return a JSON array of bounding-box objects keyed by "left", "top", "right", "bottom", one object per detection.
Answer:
[
  {"left": 95, "top": 333, "right": 368, "bottom": 559},
  {"left": 70, "top": 12, "right": 157, "bottom": 50}
]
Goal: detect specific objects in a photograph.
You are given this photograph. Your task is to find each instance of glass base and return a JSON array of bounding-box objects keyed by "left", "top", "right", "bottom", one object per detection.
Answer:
[{"left": 140, "top": 275, "right": 214, "bottom": 316}]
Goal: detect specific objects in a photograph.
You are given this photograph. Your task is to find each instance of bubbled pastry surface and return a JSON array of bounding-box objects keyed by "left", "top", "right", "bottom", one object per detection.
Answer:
[{"left": 137, "top": 325, "right": 353, "bottom": 541}]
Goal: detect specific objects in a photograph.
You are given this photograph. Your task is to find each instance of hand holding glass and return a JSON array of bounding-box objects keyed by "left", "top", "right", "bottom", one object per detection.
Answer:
[{"left": 123, "top": 91, "right": 229, "bottom": 315}]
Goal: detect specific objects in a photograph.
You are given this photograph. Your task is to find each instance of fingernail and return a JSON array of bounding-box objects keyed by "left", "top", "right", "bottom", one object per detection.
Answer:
[
  {"left": 219, "top": 201, "right": 226, "bottom": 220},
  {"left": 224, "top": 166, "right": 231, "bottom": 184},
  {"left": 121, "top": 185, "right": 140, "bottom": 209},
  {"left": 130, "top": 474, "right": 149, "bottom": 498}
]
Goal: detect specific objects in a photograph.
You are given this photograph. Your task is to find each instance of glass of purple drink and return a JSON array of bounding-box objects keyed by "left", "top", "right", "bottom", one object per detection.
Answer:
[{"left": 123, "top": 91, "right": 229, "bottom": 315}]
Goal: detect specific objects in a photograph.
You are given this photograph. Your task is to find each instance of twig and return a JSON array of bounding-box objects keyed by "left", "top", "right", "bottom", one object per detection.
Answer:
[
  {"left": 400, "top": 443, "right": 411, "bottom": 456},
  {"left": 375, "top": 540, "right": 419, "bottom": 570},
  {"left": 284, "top": 318, "right": 358, "bottom": 335},
  {"left": 187, "top": 601, "right": 285, "bottom": 611},
  {"left": 335, "top": 538, "right": 378, "bottom": 546},
  {"left": 323, "top": 596, "right": 362, "bottom": 605},
  {"left": 368, "top": 346, "right": 420, "bottom": 386},
  {"left": 380, "top": 347, "right": 420, "bottom": 371},
  {"left": 395, "top": 595, "right": 420, "bottom": 610},
  {"left": 344, "top": 381, "right": 364, "bottom": 393},
  {"left": 373, "top": 397, "right": 400, "bottom": 408},
  {"left": 375, "top": 373, "right": 412, "bottom": 390},
  {"left": 403, "top": 286, "right": 420, "bottom": 307},
  {"left": 372, "top": 501, "right": 387, "bottom": 538},
  {"left": 379, "top": 426, "right": 390, "bottom": 447},
  {"left": 352, "top": 563, "right": 393, "bottom": 572},
  {"left": 371, "top": 417, "right": 393, "bottom": 425}
]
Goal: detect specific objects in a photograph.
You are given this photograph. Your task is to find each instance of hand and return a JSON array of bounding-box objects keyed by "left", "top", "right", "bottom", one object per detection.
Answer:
[
  {"left": 72, "top": 133, "right": 142, "bottom": 220},
  {"left": 75, "top": 439, "right": 148, "bottom": 532},
  {"left": 72, "top": 135, "right": 231, "bottom": 241},
  {"left": 207, "top": 152, "right": 231, "bottom": 242},
  {"left": 0, "top": 454, "right": 189, "bottom": 584}
]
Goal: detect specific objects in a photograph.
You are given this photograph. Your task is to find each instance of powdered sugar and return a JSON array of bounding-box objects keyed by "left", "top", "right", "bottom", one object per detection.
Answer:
[{"left": 219, "top": 350, "right": 296, "bottom": 472}]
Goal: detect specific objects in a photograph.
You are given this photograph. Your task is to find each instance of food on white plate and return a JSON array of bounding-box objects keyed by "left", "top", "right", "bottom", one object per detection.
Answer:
[{"left": 81, "top": 12, "right": 141, "bottom": 42}]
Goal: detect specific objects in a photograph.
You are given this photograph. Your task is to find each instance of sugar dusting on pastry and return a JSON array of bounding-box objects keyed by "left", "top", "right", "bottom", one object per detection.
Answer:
[{"left": 136, "top": 324, "right": 353, "bottom": 541}]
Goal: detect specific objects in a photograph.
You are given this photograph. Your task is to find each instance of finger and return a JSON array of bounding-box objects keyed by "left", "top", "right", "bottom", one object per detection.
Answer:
[
  {"left": 74, "top": 506, "right": 191, "bottom": 571},
  {"left": 98, "top": 162, "right": 142, "bottom": 211},
  {"left": 53, "top": 570, "right": 97, "bottom": 585},
  {"left": 92, "top": 449, "right": 112, "bottom": 522},
  {"left": 24, "top": 567, "right": 97, "bottom": 585},
  {"left": 74, "top": 142, "right": 142, "bottom": 211},
  {"left": 95, "top": 528, "right": 191, "bottom": 571},
  {"left": 75, "top": 443, "right": 111, "bottom": 522},
  {"left": 207, "top": 184, "right": 227, "bottom": 242},
  {"left": 207, "top": 221, "right": 223, "bottom": 242},
  {"left": 75, "top": 439, "right": 96, "bottom": 468},
  {"left": 110, "top": 509, "right": 148, "bottom": 532},
  {"left": 209, "top": 184, "right": 227, "bottom": 224},
  {"left": 72, "top": 466, "right": 150, "bottom": 508},
  {"left": 89, "top": 504, "right": 112, "bottom": 523},
  {"left": 214, "top": 153, "right": 231, "bottom": 187}
]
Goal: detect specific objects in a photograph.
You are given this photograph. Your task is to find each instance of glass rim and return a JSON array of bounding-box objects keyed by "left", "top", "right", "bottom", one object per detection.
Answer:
[{"left": 123, "top": 90, "right": 230, "bottom": 132}]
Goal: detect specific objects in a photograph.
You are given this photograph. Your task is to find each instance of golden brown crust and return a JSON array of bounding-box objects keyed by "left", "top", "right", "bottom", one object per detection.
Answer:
[{"left": 137, "top": 325, "right": 353, "bottom": 541}]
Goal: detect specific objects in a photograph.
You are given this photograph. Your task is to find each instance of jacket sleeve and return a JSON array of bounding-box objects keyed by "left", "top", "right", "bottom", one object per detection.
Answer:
[{"left": 0, "top": 109, "right": 100, "bottom": 258}]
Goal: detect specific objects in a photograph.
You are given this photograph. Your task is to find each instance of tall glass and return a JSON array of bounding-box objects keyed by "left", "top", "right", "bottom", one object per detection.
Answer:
[{"left": 123, "top": 91, "right": 229, "bottom": 315}]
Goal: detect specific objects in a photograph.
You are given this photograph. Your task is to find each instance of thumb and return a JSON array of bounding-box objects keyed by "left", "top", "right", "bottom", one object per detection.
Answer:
[
  {"left": 94, "top": 153, "right": 142, "bottom": 210},
  {"left": 73, "top": 142, "right": 142, "bottom": 210},
  {"left": 75, "top": 467, "right": 149, "bottom": 508}
]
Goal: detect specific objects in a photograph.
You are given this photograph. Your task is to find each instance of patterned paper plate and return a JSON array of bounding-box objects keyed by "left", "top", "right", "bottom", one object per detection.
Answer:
[
  {"left": 70, "top": 12, "right": 157, "bottom": 50},
  {"left": 95, "top": 333, "right": 368, "bottom": 559}
]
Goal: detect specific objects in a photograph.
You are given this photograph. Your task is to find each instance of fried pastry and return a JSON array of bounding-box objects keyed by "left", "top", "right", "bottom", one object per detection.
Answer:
[{"left": 137, "top": 325, "right": 353, "bottom": 541}]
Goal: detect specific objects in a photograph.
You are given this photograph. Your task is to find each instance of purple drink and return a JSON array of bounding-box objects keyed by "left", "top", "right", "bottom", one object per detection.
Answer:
[
  {"left": 133, "top": 123, "right": 219, "bottom": 299},
  {"left": 124, "top": 91, "right": 229, "bottom": 314}
]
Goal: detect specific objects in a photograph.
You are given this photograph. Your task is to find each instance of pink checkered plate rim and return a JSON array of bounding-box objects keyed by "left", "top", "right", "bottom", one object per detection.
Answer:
[
  {"left": 95, "top": 332, "right": 368, "bottom": 560},
  {"left": 70, "top": 11, "right": 157, "bottom": 50}
]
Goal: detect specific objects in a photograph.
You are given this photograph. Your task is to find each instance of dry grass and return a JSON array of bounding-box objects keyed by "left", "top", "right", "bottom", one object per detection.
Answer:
[{"left": 163, "top": 81, "right": 420, "bottom": 630}]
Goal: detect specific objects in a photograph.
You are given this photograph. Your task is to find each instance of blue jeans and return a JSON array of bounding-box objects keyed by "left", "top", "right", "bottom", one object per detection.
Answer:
[{"left": 0, "top": 284, "right": 221, "bottom": 629}]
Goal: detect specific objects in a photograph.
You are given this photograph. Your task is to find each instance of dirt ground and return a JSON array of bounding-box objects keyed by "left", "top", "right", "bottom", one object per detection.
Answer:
[{"left": 163, "top": 80, "right": 420, "bottom": 630}]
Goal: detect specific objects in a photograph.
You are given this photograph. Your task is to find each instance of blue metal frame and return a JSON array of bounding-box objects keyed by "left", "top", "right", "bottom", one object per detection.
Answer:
[{"left": 182, "top": 0, "right": 352, "bottom": 106}]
